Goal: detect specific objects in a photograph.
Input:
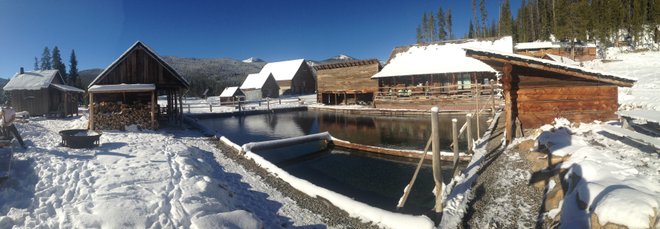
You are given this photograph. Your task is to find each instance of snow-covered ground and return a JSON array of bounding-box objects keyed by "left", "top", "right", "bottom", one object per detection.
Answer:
[
  {"left": 584, "top": 48, "right": 660, "bottom": 111},
  {"left": 0, "top": 116, "right": 326, "bottom": 228},
  {"left": 173, "top": 94, "right": 318, "bottom": 114}
]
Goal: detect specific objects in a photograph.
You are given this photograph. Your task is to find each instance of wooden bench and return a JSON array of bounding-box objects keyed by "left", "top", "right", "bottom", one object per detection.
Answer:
[{"left": 601, "top": 124, "right": 660, "bottom": 149}]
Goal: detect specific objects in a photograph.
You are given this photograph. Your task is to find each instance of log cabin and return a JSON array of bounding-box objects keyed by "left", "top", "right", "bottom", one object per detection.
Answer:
[
  {"left": 87, "top": 41, "right": 190, "bottom": 130},
  {"left": 464, "top": 48, "right": 636, "bottom": 144},
  {"left": 314, "top": 59, "right": 381, "bottom": 105},
  {"left": 239, "top": 73, "right": 279, "bottom": 101},
  {"left": 514, "top": 41, "right": 597, "bottom": 62},
  {"left": 3, "top": 68, "right": 84, "bottom": 117},
  {"left": 371, "top": 36, "right": 513, "bottom": 111},
  {"left": 258, "top": 59, "right": 315, "bottom": 95},
  {"left": 219, "top": 86, "right": 245, "bottom": 104}
]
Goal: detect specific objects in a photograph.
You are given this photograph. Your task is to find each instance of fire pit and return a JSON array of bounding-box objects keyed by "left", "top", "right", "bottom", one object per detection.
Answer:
[{"left": 59, "top": 129, "right": 102, "bottom": 148}]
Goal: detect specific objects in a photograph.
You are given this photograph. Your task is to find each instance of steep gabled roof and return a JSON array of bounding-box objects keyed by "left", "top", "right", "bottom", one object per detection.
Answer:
[
  {"left": 88, "top": 41, "right": 190, "bottom": 88},
  {"left": 219, "top": 86, "right": 241, "bottom": 97},
  {"left": 259, "top": 59, "right": 305, "bottom": 81},
  {"left": 372, "top": 36, "right": 513, "bottom": 79},
  {"left": 3, "top": 70, "right": 65, "bottom": 91},
  {"left": 464, "top": 47, "right": 636, "bottom": 87},
  {"left": 240, "top": 73, "right": 275, "bottom": 90}
]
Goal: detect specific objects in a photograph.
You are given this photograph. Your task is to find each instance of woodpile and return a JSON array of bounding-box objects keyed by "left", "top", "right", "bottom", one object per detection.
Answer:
[{"left": 92, "top": 102, "right": 155, "bottom": 130}]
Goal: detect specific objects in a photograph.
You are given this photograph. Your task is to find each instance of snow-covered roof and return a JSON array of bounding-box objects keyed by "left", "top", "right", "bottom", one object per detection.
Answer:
[
  {"left": 258, "top": 59, "right": 305, "bottom": 81},
  {"left": 219, "top": 86, "right": 240, "bottom": 97},
  {"left": 51, "top": 83, "right": 85, "bottom": 93},
  {"left": 89, "top": 41, "right": 189, "bottom": 88},
  {"left": 240, "top": 73, "right": 273, "bottom": 90},
  {"left": 3, "top": 70, "right": 65, "bottom": 91},
  {"left": 88, "top": 84, "right": 156, "bottom": 93},
  {"left": 543, "top": 53, "right": 579, "bottom": 66},
  {"left": 514, "top": 41, "right": 560, "bottom": 50},
  {"left": 372, "top": 36, "right": 513, "bottom": 79},
  {"left": 464, "top": 48, "right": 636, "bottom": 87}
]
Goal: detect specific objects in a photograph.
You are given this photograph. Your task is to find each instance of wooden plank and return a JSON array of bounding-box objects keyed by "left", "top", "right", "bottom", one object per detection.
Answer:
[
  {"left": 601, "top": 125, "right": 660, "bottom": 149},
  {"left": 502, "top": 63, "right": 513, "bottom": 144}
]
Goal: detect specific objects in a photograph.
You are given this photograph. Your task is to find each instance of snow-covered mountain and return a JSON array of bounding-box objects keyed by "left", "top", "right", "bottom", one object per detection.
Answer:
[
  {"left": 327, "top": 54, "right": 355, "bottom": 61},
  {"left": 242, "top": 57, "right": 265, "bottom": 63},
  {"left": 308, "top": 54, "right": 358, "bottom": 66}
]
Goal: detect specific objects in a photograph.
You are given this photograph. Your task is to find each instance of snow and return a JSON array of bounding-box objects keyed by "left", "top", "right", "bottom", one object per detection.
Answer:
[
  {"left": 617, "top": 110, "right": 660, "bottom": 123},
  {"left": 584, "top": 49, "right": 660, "bottom": 111},
  {"left": 241, "top": 144, "right": 435, "bottom": 229},
  {"left": 514, "top": 41, "right": 560, "bottom": 50},
  {"left": 88, "top": 84, "right": 156, "bottom": 93},
  {"left": 3, "top": 70, "right": 61, "bottom": 91},
  {"left": 51, "top": 83, "right": 85, "bottom": 93},
  {"left": 258, "top": 59, "right": 305, "bottom": 81},
  {"left": 372, "top": 36, "right": 513, "bottom": 78},
  {"left": 538, "top": 118, "right": 660, "bottom": 228},
  {"left": 543, "top": 53, "right": 579, "bottom": 66},
  {"left": 242, "top": 57, "right": 264, "bottom": 63},
  {"left": 0, "top": 116, "right": 327, "bottom": 228},
  {"left": 219, "top": 86, "right": 240, "bottom": 98},
  {"left": 240, "top": 73, "right": 272, "bottom": 90}
]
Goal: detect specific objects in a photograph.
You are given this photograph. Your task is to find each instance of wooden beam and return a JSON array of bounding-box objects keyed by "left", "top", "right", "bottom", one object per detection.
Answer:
[
  {"left": 151, "top": 90, "right": 156, "bottom": 129},
  {"left": 89, "top": 93, "right": 94, "bottom": 130},
  {"left": 502, "top": 63, "right": 513, "bottom": 145}
]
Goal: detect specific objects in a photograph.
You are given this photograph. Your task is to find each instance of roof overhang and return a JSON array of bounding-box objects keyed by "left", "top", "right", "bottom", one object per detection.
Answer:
[
  {"left": 88, "top": 84, "right": 156, "bottom": 93},
  {"left": 51, "top": 83, "right": 85, "bottom": 93}
]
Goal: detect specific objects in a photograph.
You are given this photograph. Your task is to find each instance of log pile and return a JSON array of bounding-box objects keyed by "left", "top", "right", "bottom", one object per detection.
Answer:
[{"left": 92, "top": 102, "right": 156, "bottom": 130}]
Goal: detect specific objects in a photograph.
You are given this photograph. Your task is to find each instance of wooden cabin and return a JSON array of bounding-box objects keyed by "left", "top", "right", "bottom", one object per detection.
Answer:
[
  {"left": 258, "top": 59, "right": 315, "bottom": 95},
  {"left": 514, "top": 41, "right": 597, "bottom": 62},
  {"left": 371, "top": 36, "right": 512, "bottom": 111},
  {"left": 465, "top": 48, "right": 636, "bottom": 143},
  {"left": 240, "top": 73, "right": 279, "bottom": 101},
  {"left": 88, "top": 41, "right": 190, "bottom": 130},
  {"left": 315, "top": 59, "right": 382, "bottom": 105},
  {"left": 219, "top": 86, "right": 245, "bottom": 104},
  {"left": 3, "top": 68, "right": 84, "bottom": 117}
]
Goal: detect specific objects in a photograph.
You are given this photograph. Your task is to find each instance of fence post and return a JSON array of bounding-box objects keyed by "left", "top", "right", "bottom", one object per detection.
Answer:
[
  {"left": 267, "top": 97, "right": 271, "bottom": 111},
  {"left": 452, "top": 118, "right": 459, "bottom": 177},
  {"left": 209, "top": 104, "right": 212, "bottom": 112},
  {"left": 188, "top": 104, "right": 191, "bottom": 113},
  {"left": 430, "top": 107, "right": 443, "bottom": 217},
  {"left": 476, "top": 85, "right": 481, "bottom": 139},
  {"left": 490, "top": 79, "right": 496, "bottom": 113},
  {"left": 466, "top": 113, "right": 473, "bottom": 154}
]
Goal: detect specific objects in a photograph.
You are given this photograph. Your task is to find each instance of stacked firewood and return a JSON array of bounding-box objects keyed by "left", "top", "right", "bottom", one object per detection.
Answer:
[{"left": 92, "top": 102, "right": 157, "bottom": 130}]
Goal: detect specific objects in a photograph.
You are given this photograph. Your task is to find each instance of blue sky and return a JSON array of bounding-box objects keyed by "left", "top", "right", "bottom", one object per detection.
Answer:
[{"left": 0, "top": 0, "right": 520, "bottom": 78}]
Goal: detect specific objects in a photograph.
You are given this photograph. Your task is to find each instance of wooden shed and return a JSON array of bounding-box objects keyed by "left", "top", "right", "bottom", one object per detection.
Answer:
[
  {"left": 3, "top": 68, "right": 84, "bottom": 117},
  {"left": 88, "top": 41, "right": 190, "bottom": 130},
  {"left": 219, "top": 86, "right": 245, "bottom": 104},
  {"left": 258, "top": 59, "right": 315, "bottom": 95},
  {"left": 239, "top": 73, "right": 279, "bottom": 101},
  {"left": 315, "top": 59, "right": 382, "bottom": 105},
  {"left": 465, "top": 48, "right": 636, "bottom": 143}
]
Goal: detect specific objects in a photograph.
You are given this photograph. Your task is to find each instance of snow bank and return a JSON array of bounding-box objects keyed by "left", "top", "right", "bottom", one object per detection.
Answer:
[
  {"left": 539, "top": 119, "right": 660, "bottom": 228},
  {"left": 242, "top": 148, "right": 434, "bottom": 229}
]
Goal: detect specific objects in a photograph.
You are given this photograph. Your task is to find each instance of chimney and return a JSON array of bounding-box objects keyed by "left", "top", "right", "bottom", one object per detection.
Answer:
[{"left": 19, "top": 67, "right": 24, "bottom": 74}]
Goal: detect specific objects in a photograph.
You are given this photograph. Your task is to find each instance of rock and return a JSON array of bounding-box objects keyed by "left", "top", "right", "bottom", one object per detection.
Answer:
[
  {"left": 545, "top": 185, "right": 564, "bottom": 212},
  {"left": 591, "top": 213, "right": 630, "bottom": 229}
]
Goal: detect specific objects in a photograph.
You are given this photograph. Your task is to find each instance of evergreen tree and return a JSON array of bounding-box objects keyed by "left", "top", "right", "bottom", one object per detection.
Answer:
[
  {"left": 52, "top": 46, "right": 67, "bottom": 79},
  {"left": 480, "top": 0, "right": 487, "bottom": 38},
  {"left": 428, "top": 13, "right": 437, "bottom": 42},
  {"left": 447, "top": 9, "right": 453, "bottom": 39},
  {"left": 472, "top": 0, "right": 479, "bottom": 37},
  {"left": 40, "top": 47, "right": 51, "bottom": 70},
  {"left": 468, "top": 20, "right": 475, "bottom": 38},
  {"left": 69, "top": 50, "right": 79, "bottom": 87},
  {"left": 499, "top": 0, "right": 513, "bottom": 36},
  {"left": 33, "top": 57, "right": 39, "bottom": 71},
  {"left": 422, "top": 13, "right": 429, "bottom": 43},
  {"left": 416, "top": 25, "right": 423, "bottom": 44},
  {"left": 437, "top": 7, "right": 446, "bottom": 41}
]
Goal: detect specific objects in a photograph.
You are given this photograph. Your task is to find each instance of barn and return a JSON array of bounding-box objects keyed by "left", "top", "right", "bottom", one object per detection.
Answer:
[
  {"left": 3, "top": 68, "right": 84, "bottom": 117},
  {"left": 371, "top": 36, "right": 512, "bottom": 110},
  {"left": 465, "top": 48, "right": 635, "bottom": 143},
  {"left": 315, "top": 59, "right": 381, "bottom": 105},
  {"left": 239, "top": 73, "right": 279, "bottom": 101},
  {"left": 258, "top": 59, "right": 315, "bottom": 95},
  {"left": 219, "top": 86, "right": 245, "bottom": 104},
  {"left": 87, "top": 41, "right": 190, "bottom": 130}
]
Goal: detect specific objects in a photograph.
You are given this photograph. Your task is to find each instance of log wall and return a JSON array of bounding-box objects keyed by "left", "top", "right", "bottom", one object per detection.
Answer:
[
  {"left": 94, "top": 47, "right": 184, "bottom": 89},
  {"left": 317, "top": 62, "right": 380, "bottom": 93}
]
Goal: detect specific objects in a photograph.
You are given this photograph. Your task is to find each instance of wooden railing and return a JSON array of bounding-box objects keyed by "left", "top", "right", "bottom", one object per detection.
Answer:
[{"left": 375, "top": 82, "right": 499, "bottom": 99}]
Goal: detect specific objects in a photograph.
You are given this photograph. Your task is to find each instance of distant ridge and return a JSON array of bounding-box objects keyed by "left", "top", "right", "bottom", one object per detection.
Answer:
[{"left": 242, "top": 57, "right": 265, "bottom": 63}]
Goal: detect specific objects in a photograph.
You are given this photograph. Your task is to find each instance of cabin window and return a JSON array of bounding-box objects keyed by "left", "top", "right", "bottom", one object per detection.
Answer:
[{"left": 457, "top": 73, "right": 471, "bottom": 90}]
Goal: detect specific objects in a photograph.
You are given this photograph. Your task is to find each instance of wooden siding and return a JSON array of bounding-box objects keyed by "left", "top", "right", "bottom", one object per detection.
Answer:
[
  {"left": 279, "top": 63, "right": 315, "bottom": 95},
  {"left": 316, "top": 62, "right": 380, "bottom": 93},
  {"left": 93, "top": 47, "right": 185, "bottom": 89}
]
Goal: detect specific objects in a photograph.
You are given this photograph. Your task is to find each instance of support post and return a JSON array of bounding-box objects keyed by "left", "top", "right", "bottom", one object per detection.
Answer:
[
  {"left": 151, "top": 91, "right": 156, "bottom": 129},
  {"left": 476, "top": 86, "right": 481, "bottom": 139},
  {"left": 451, "top": 118, "right": 459, "bottom": 176},
  {"left": 490, "top": 79, "right": 496, "bottom": 113},
  {"left": 466, "top": 113, "right": 473, "bottom": 154},
  {"left": 89, "top": 92, "right": 94, "bottom": 130},
  {"left": 267, "top": 97, "right": 270, "bottom": 111},
  {"left": 209, "top": 104, "right": 213, "bottom": 112},
  {"left": 502, "top": 63, "right": 514, "bottom": 145},
  {"left": 430, "top": 107, "right": 443, "bottom": 216},
  {"left": 63, "top": 93, "right": 68, "bottom": 117},
  {"left": 188, "top": 104, "right": 191, "bottom": 113},
  {"left": 178, "top": 94, "right": 183, "bottom": 124}
]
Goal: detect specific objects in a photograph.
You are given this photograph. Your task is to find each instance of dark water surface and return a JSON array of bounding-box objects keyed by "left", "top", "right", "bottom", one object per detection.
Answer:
[{"left": 198, "top": 110, "right": 490, "bottom": 215}]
